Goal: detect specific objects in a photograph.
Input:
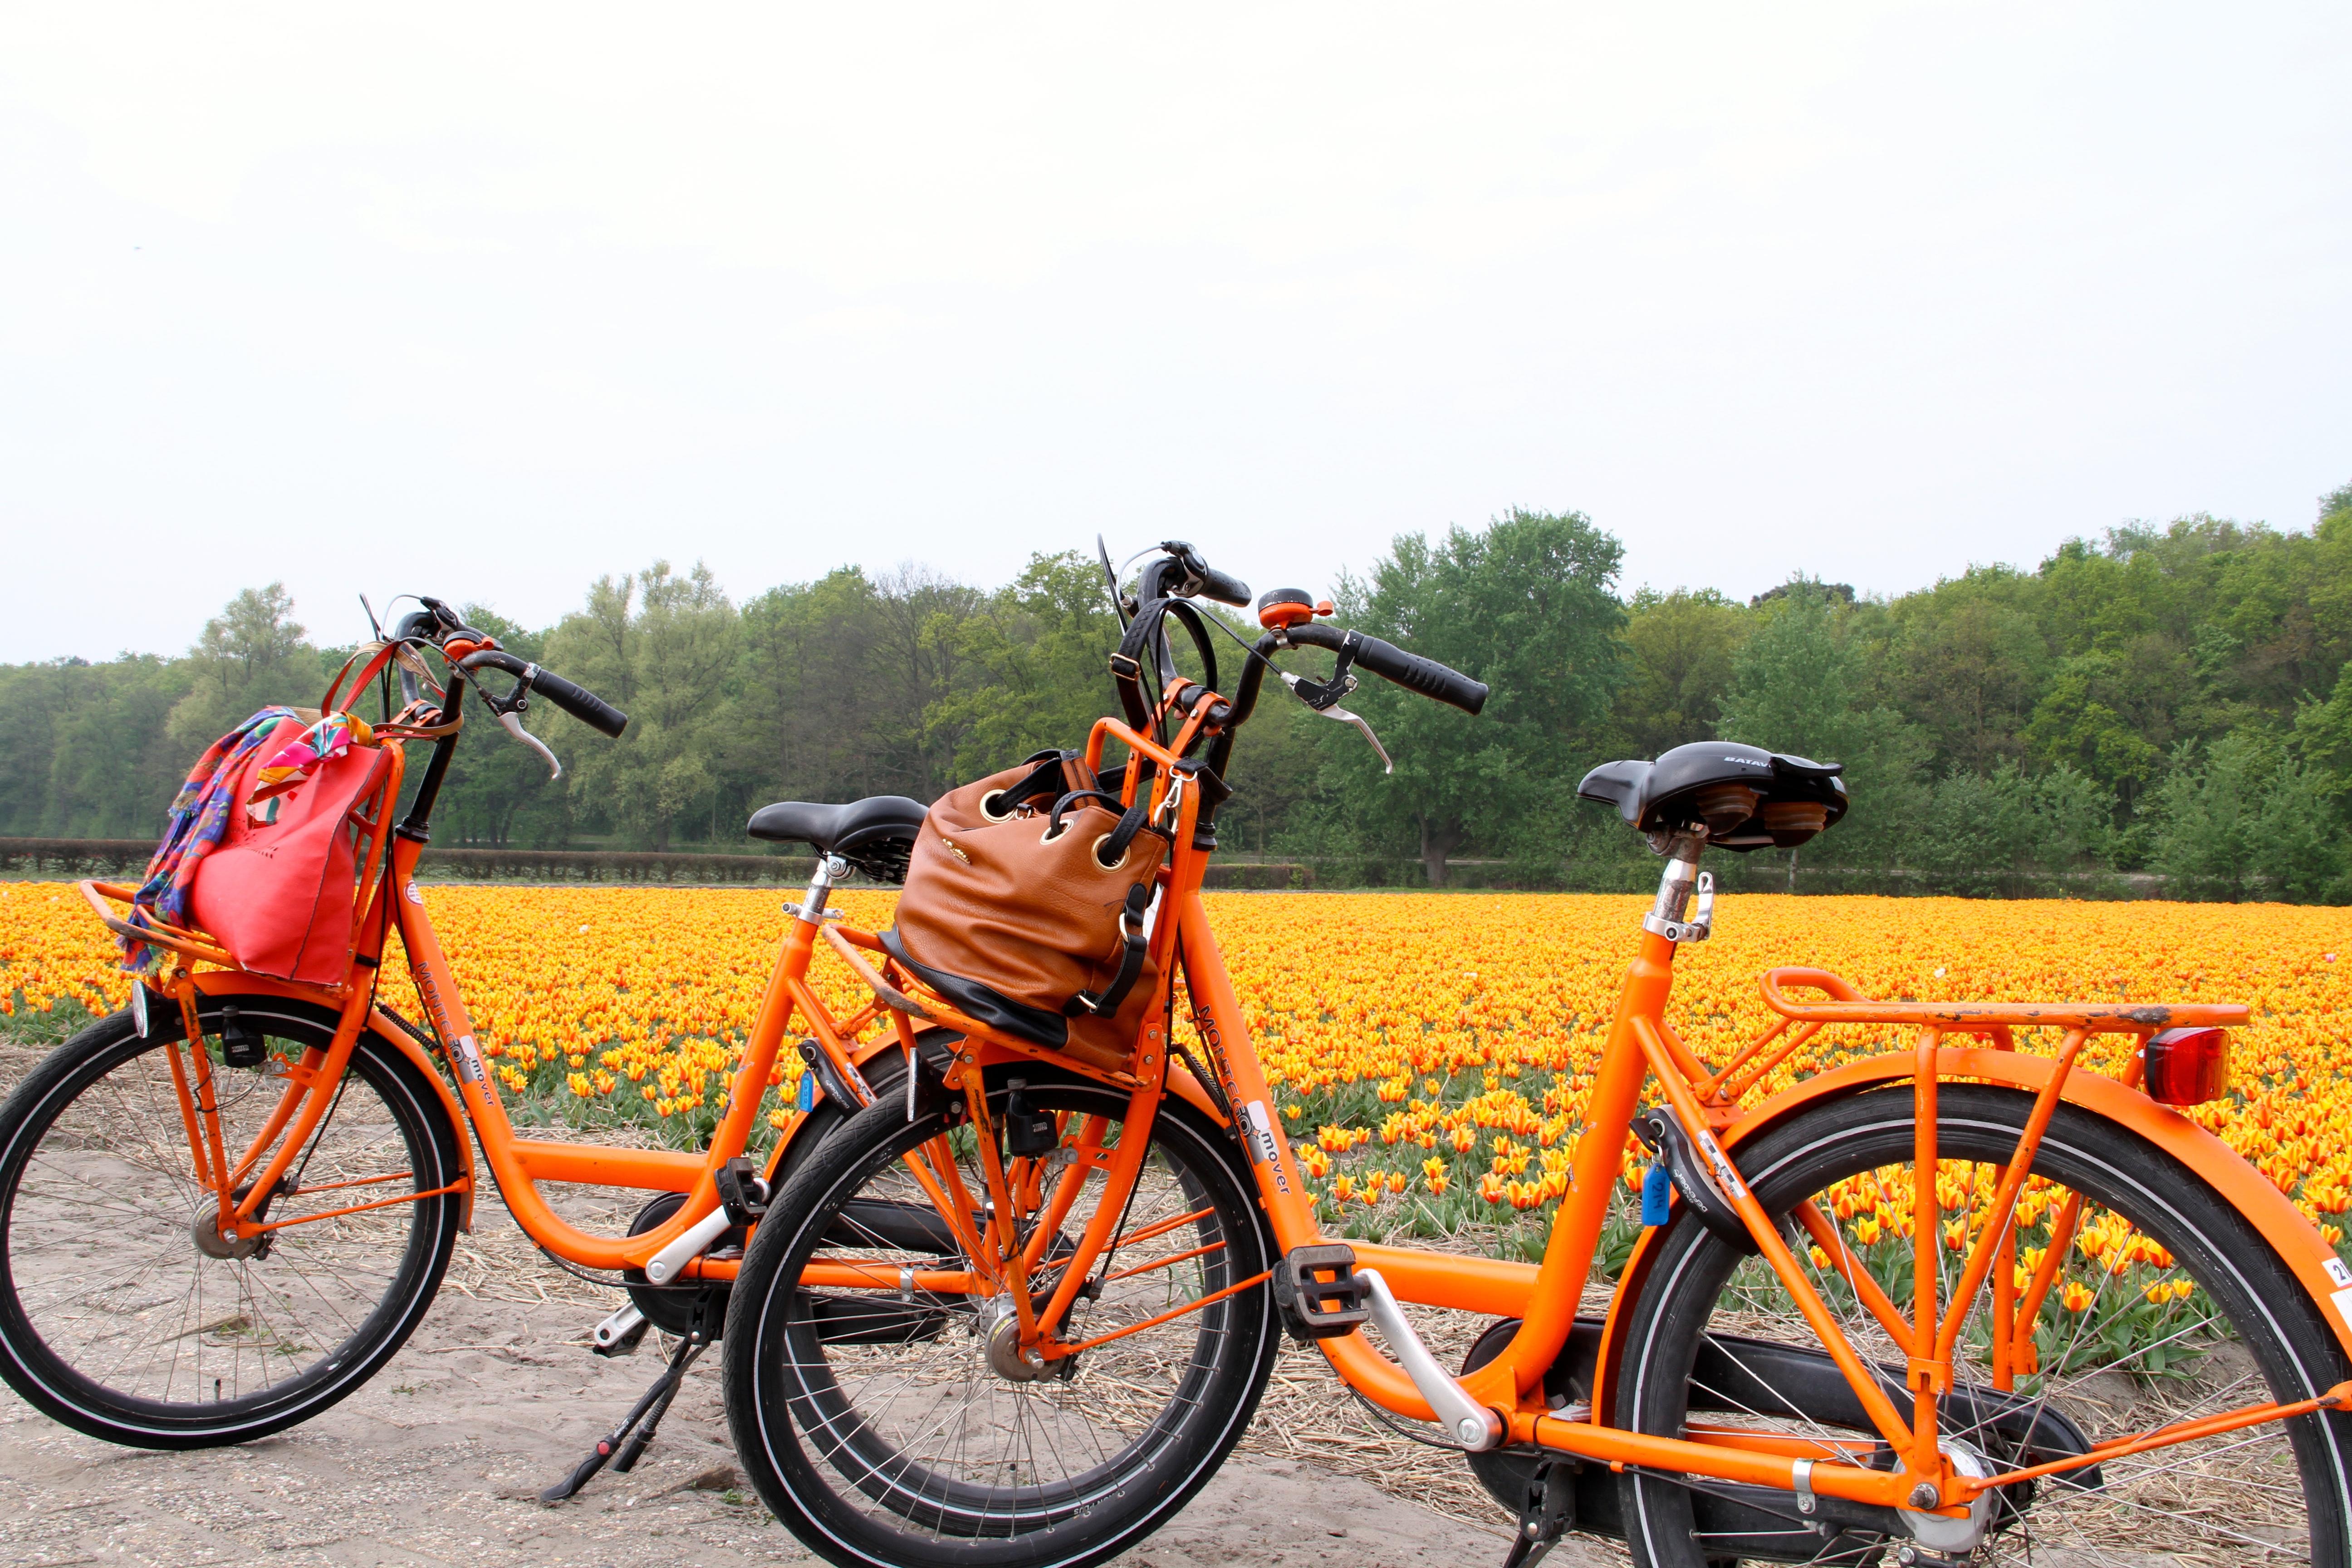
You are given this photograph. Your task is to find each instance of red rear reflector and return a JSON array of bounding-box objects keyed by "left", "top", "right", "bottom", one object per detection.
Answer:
[{"left": 2143, "top": 1027, "right": 2230, "bottom": 1106}]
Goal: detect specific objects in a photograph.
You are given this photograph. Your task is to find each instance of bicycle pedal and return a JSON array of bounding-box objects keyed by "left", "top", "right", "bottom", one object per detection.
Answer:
[{"left": 1272, "top": 1244, "right": 1369, "bottom": 1341}]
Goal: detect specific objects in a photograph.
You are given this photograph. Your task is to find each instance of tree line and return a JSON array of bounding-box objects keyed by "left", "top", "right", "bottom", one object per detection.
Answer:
[{"left": 4, "top": 486, "right": 2348, "bottom": 901}]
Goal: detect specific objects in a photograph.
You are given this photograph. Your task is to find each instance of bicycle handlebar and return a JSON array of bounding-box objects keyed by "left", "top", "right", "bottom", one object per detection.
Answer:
[
  {"left": 459, "top": 649, "right": 631, "bottom": 738},
  {"left": 1143, "top": 541, "right": 1252, "bottom": 608},
  {"left": 1191, "top": 562, "right": 1252, "bottom": 608},
  {"left": 1283, "top": 622, "right": 1488, "bottom": 715}
]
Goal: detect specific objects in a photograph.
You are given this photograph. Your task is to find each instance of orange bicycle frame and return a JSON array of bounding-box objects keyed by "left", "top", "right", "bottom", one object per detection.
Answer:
[
  {"left": 80, "top": 824, "right": 929, "bottom": 1279},
  {"left": 830, "top": 701, "right": 2352, "bottom": 1525}
]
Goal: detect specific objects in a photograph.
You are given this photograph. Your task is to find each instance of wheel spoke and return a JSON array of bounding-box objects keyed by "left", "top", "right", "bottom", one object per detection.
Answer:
[
  {"left": 0, "top": 1019, "right": 449, "bottom": 1438},
  {"left": 1614, "top": 1086, "right": 2337, "bottom": 1566},
  {"left": 733, "top": 1077, "right": 1274, "bottom": 1563}
]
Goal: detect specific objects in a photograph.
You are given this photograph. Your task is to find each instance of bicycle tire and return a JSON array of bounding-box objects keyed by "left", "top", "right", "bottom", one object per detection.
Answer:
[
  {"left": 724, "top": 1064, "right": 1278, "bottom": 1568},
  {"left": 1615, "top": 1084, "right": 2352, "bottom": 1567},
  {"left": 0, "top": 999, "right": 464, "bottom": 1449}
]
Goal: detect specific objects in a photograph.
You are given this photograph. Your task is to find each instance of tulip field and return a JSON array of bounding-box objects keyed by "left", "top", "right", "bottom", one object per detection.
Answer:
[{"left": 5, "top": 881, "right": 2352, "bottom": 1373}]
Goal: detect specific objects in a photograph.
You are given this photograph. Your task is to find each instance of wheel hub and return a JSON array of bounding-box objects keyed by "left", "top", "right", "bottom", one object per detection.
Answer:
[
  {"left": 973, "top": 1294, "right": 1052, "bottom": 1382},
  {"left": 1899, "top": 1439, "right": 1995, "bottom": 1556},
  {"left": 190, "top": 1208, "right": 264, "bottom": 1261}
]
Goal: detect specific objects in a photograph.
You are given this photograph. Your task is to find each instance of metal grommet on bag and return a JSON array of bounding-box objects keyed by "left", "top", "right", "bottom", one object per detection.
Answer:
[{"left": 892, "top": 751, "right": 1167, "bottom": 1067}]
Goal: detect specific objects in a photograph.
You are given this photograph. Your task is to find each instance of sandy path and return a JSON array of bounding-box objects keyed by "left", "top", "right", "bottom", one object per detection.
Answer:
[{"left": 0, "top": 1181, "right": 1608, "bottom": 1568}]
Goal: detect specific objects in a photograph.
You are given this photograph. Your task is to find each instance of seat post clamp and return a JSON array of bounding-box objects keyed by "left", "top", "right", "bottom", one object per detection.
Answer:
[{"left": 1642, "top": 870, "right": 1714, "bottom": 943}]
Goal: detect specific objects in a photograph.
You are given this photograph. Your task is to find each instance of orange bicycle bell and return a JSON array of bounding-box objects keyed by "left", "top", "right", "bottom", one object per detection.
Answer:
[{"left": 1256, "top": 588, "right": 1333, "bottom": 631}]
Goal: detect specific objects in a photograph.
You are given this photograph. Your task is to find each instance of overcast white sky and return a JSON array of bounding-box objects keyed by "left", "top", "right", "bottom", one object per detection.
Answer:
[{"left": 4, "top": 3, "right": 2345, "bottom": 663}]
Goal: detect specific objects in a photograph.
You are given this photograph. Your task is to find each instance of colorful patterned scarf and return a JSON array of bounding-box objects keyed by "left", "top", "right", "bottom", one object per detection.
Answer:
[
  {"left": 250, "top": 711, "right": 373, "bottom": 804},
  {"left": 119, "top": 707, "right": 300, "bottom": 976}
]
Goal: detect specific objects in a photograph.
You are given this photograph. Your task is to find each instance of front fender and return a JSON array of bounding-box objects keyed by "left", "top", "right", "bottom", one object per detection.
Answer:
[
  {"left": 365, "top": 1008, "right": 477, "bottom": 1231},
  {"left": 1593, "top": 1048, "right": 2352, "bottom": 1420}
]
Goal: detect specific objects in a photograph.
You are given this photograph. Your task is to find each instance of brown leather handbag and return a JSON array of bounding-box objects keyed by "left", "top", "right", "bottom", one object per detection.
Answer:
[{"left": 884, "top": 749, "right": 1167, "bottom": 1065}]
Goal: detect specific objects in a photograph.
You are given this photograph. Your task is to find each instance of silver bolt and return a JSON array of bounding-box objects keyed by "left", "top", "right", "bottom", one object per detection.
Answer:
[
  {"left": 1456, "top": 1416, "right": 1487, "bottom": 1446},
  {"left": 1907, "top": 1482, "right": 1940, "bottom": 1509}
]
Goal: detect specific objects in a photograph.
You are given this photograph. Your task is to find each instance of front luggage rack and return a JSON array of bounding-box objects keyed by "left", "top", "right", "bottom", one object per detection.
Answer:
[{"left": 818, "top": 922, "right": 1140, "bottom": 1079}]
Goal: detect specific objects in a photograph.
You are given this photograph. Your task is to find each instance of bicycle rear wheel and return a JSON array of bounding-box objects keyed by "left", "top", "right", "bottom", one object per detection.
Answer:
[
  {"left": 724, "top": 1066, "right": 1278, "bottom": 1568},
  {"left": 0, "top": 1000, "right": 464, "bottom": 1448},
  {"left": 1615, "top": 1085, "right": 2352, "bottom": 1567}
]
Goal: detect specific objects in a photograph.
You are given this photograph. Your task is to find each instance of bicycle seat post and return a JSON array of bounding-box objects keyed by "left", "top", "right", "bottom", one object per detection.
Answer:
[{"left": 1642, "top": 828, "right": 1711, "bottom": 945}]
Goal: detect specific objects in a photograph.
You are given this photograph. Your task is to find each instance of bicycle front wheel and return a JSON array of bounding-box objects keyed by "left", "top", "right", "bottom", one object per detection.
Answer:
[
  {"left": 0, "top": 1000, "right": 464, "bottom": 1448},
  {"left": 1615, "top": 1084, "right": 2352, "bottom": 1567},
  {"left": 724, "top": 1066, "right": 1278, "bottom": 1568}
]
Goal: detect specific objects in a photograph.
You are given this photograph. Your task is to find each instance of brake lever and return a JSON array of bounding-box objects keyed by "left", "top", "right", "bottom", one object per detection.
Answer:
[
  {"left": 1282, "top": 672, "right": 1393, "bottom": 774},
  {"left": 496, "top": 708, "right": 564, "bottom": 781},
  {"left": 453, "top": 661, "right": 564, "bottom": 781}
]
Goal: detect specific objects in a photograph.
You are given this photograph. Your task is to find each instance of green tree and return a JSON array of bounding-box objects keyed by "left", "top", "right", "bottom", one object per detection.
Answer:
[
  {"left": 1614, "top": 589, "right": 1749, "bottom": 757},
  {"left": 166, "top": 583, "right": 320, "bottom": 750},
  {"left": 1877, "top": 568, "right": 2049, "bottom": 776},
  {"left": 929, "top": 551, "right": 1126, "bottom": 776},
  {"left": 2149, "top": 734, "right": 2347, "bottom": 902},
  {"left": 2295, "top": 662, "right": 2352, "bottom": 792},
  {"left": 726, "top": 568, "right": 891, "bottom": 813},
  {"left": 1323, "top": 508, "right": 1627, "bottom": 886},
  {"left": 871, "top": 567, "right": 988, "bottom": 800},
  {"left": 544, "top": 561, "right": 738, "bottom": 849},
  {"left": 1908, "top": 763, "right": 2116, "bottom": 896},
  {"left": 1715, "top": 580, "right": 1929, "bottom": 879}
]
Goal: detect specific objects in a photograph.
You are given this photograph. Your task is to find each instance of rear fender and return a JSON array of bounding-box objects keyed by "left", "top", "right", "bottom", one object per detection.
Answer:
[{"left": 1592, "top": 1048, "right": 2352, "bottom": 1419}]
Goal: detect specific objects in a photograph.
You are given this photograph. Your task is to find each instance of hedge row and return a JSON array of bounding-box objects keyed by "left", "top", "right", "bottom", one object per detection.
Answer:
[{"left": 0, "top": 838, "right": 1315, "bottom": 891}]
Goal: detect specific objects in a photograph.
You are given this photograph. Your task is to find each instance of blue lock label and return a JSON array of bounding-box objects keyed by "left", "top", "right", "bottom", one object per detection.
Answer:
[{"left": 1641, "top": 1162, "right": 1674, "bottom": 1225}]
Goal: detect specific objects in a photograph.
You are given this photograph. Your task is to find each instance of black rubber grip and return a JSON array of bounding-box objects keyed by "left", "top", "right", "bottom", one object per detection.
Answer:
[
  {"left": 1287, "top": 623, "right": 1487, "bottom": 715},
  {"left": 1194, "top": 565, "right": 1252, "bottom": 608},
  {"left": 457, "top": 650, "right": 630, "bottom": 737},
  {"left": 527, "top": 668, "right": 630, "bottom": 738},
  {"left": 1352, "top": 635, "right": 1486, "bottom": 714}
]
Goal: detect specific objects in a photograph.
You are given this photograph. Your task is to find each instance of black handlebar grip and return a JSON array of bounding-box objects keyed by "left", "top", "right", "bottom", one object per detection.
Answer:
[
  {"left": 457, "top": 650, "right": 630, "bottom": 738},
  {"left": 526, "top": 668, "right": 630, "bottom": 738},
  {"left": 1345, "top": 633, "right": 1489, "bottom": 715},
  {"left": 1194, "top": 565, "right": 1252, "bottom": 608},
  {"left": 1281, "top": 623, "right": 1487, "bottom": 714}
]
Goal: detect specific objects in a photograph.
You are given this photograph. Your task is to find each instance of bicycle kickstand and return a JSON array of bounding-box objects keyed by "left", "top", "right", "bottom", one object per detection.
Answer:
[
  {"left": 1499, "top": 1460, "right": 1578, "bottom": 1568},
  {"left": 539, "top": 1293, "right": 713, "bottom": 1504}
]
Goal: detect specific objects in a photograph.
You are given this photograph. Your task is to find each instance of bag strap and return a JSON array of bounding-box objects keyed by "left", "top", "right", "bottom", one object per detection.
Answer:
[
  {"left": 1107, "top": 598, "right": 1220, "bottom": 738},
  {"left": 320, "top": 641, "right": 405, "bottom": 717},
  {"left": 984, "top": 749, "right": 1089, "bottom": 818},
  {"left": 1065, "top": 882, "right": 1155, "bottom": 1020},
  {"left": 318, "top": 642, "right": 463, "bottom": 741},
  {"left": 1044, "top": 789, "right": 1160, "bottom": 865}
]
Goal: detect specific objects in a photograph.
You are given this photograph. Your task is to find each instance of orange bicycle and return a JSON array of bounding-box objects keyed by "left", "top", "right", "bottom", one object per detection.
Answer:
[
  {"left": 0, "top": 597, "right": 952, "bottom": 1494},
  {"left": 720, "top": 543, "right": 2352, "bottom": 1568}
]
